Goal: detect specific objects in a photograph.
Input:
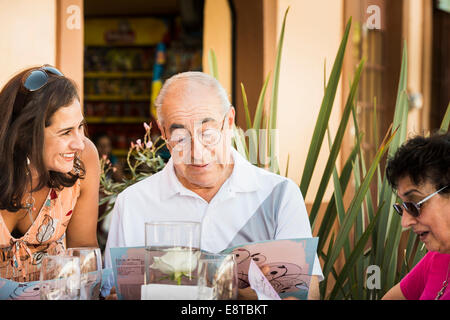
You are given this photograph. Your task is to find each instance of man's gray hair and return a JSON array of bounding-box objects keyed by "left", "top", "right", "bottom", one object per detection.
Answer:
[{"left": 155, "top": 71, "right": 231, "bottom": 123}]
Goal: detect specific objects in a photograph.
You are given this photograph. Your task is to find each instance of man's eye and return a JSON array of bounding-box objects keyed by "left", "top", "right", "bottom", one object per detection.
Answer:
[
  {"left": 171, "top": 135, "right": 188, "bottom": 144},
  {"left": 203, "top": 129, "right": 213, "bottom": 135},
  {"left": 201, "top": 130, "right": 219, "bottom": 141}
]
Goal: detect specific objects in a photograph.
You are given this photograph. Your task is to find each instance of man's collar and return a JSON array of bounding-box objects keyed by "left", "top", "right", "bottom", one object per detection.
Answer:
[
  {"left": 159, "top": 147, "right": 259, "bottom": 201},
  {"left": 159, "top": 157, "right": 187, "bottom": 201},
  {"left": 227, "top": 147, "right": 259, "bottom": 193}
]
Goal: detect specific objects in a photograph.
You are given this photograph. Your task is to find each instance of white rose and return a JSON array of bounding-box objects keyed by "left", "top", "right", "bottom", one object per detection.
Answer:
[
  {"left": 57, "top": 260, "right": 79, "bottom": 279},
  {"left": 57, "top": 261, "right": 81, "bottom": 291},
  {"left": 150, "top": 248, "right": 200, "bottom": 280}
]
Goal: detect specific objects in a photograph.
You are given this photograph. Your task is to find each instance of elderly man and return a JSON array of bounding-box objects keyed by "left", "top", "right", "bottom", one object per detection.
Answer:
[{"left": 102, "top": 71, "right": 323, "bottom": 299}]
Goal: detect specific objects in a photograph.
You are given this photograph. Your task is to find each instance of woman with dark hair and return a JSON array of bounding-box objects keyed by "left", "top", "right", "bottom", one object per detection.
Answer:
[
  {"left": 382, "top": 132, "right": 450, "bottom": 300},
  {"left": 0, "top": 65, "right": 100, "bottom": 282}
]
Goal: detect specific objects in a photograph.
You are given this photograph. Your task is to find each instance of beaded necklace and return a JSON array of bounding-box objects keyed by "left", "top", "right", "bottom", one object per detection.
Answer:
[{"left": 435, "top": 261, "right": 450, "bottom": 300}]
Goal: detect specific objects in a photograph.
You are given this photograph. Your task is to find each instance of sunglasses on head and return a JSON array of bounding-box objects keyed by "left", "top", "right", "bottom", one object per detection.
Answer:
[
  {"left": 11, "top": 65, "right": 64, "bottom": 121},
  {"left": 21, "top": 65, "right": 64, "bottom": 91},
  {"left": 393, "top": 185, "right": 448, "bottom": 217}
]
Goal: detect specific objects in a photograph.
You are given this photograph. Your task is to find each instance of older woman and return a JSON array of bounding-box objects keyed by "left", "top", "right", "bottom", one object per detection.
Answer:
[
  {"left": 0, "top": 65, "right": 100, "bottom": 282},
  {"left": 382, "top": 132, "right": 450, "bottom": 300}
]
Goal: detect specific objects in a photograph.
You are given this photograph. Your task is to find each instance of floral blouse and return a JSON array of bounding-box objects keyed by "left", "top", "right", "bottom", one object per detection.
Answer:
[{"left": 0, "top": 181, "right": 81, "bottom": 282}]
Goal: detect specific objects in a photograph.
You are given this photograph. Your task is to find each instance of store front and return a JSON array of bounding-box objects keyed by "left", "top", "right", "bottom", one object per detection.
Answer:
[{"left": 83, "top": 1, "right": 205, "bottom": 162}]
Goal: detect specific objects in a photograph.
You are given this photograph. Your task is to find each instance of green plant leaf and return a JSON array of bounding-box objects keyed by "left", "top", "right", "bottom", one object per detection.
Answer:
[
  {"left": 352, "top": 152, "right": 366, "bottom": 299},
  {"left": 309, "top": 59, "right": 364, "bottom": 227},
  {"left": 253, "top": 73, "right": 271, "bottom": 130},
  {"left": 381, "top": 210, "right": 402, "bottom": 291},
  {"left": 328, "top": 201, "right": 384, "bottom": 300},
  {"left": 316, "top": 138, "right": 360, "bottom": 254},
  {"left": 388, "top": 41, "right": 409, "bottom": 158},
  {"left": 300, "top": 17, "right": 352, "bottom": 199},
  {"left": 240, "top": 83, "right": 252, "bottom": 129},
  {"left": 208, "top": 49, "right": 219, "bottom": 80},
  {"left": 267, "top": 7, "right": 289, "bottom": 173},
  {"left": 440, "top": 101, "right": 450, "bottom": 131},
  {"left": 375, "top": 43, "right": 408, "bottom": 270},
  {"left": 326, "top": 127, "right": 350, "bottom": 260},
  {"left": 248, "top": 73, "right": 271, "bottom": 168},
  {"left": 284, "top": 154, "right": 290, "bottom": 177},
  {"left": 232, "top": 125, "right": 248, "bottom": 159},
  {"left": 322, "top": 127, "right": 397, "bottom": 279},
  {"left": 268, "top": 7, "right": 289, "bottom": 131},
  {"left": 320, "top": 232, "right": 335, "bottom": 299}
]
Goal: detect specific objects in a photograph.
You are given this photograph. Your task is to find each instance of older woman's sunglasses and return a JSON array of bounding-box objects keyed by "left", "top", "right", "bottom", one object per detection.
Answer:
[
  {"left": 11, "top": 65, "right": 64, "bottom": 121},
  {"left": 393, "top": 185, "right": 448, "bottom": 217}
]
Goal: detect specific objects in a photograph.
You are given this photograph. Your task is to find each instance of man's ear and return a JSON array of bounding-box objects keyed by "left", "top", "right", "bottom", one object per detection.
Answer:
[
  {"left": 227, "top": 106, "right": 236, "bottom": 127},
  {"left": 156, "top": 120, "right": 165, "bottom": 139}
]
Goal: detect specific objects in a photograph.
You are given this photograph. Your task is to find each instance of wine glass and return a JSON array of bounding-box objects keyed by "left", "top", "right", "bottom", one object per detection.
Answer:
[
  {"left": 66, "top": 247, "right": 103, "bottom": 300},
  {"left": 197, "top": 253, "right": 238, "bottom": 300},
  {"left": 39, "top": 255, "right": 81, "bottom": 300}
]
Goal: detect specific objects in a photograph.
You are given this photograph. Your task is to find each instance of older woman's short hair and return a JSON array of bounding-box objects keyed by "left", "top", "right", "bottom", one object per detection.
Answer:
[{"left": 386, "top": 131, "right": 450, "bottom": 194}]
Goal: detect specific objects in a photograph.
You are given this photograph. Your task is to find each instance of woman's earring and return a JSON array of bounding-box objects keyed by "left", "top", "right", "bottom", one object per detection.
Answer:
[{"left": 26, "top": 157, "right": 30, "bottom": 176}]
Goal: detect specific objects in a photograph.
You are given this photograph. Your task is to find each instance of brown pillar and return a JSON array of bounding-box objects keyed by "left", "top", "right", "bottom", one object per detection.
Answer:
[
  {"left": 56, "top": 0, "right": 84, "bottom": 105},
  {"left": 231, "top": 0, "right": 264, "bottom": 130}
]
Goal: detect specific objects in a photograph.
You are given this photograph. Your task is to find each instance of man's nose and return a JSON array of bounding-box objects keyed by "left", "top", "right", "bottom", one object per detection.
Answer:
[{"left": 191, "top": 135, "right": 208, "bottom": 163}]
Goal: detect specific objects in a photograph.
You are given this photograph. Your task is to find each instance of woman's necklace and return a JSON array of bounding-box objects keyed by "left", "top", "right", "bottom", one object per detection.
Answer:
[
  {"left": 435, "top": 261, "right": 450, "bottom": 300},
  {"left": 23, "top": 191, "right": 36, "bottom": 224},
  {"left": 23, "top": 159, "right": 36, "bottom": 224}
]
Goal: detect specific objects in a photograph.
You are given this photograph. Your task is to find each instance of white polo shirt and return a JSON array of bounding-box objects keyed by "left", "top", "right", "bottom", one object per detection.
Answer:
[{"left": 102, "top": 148, "right": 323, "bottom": 295}]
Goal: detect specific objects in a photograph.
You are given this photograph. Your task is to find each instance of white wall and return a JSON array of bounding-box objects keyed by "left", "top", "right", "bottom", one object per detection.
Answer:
[
  {"left": 202, "top": 0, "right": 232, "bottom": 98},
  {"left": 276, "top": 0, "right": 344, "bottom": 203},
  {"left": 0, "top": 0, "right": 56, "bottom": 88}
]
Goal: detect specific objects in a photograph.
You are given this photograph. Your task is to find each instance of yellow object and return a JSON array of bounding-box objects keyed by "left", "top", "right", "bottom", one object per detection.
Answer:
[
  {"left": 150, "top": 80, "right": 162, "bottom": 120},
  {"left": 85, "top": 18, "right": 167, "bottom": 46}
]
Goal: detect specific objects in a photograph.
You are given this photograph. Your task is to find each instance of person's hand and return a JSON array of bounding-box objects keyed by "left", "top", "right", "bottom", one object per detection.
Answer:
[
  {"left": 237, "top": 265, "right": 300, "bottom": 300},
  {"left": 238, "top": 286, "right": 258, "bottom": 300},
  {"left": 105, "top": 286, "right": 118, "bottom": 300},
  {"left": 237, "top": 265, "right": 270, "bottom": 300}
]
